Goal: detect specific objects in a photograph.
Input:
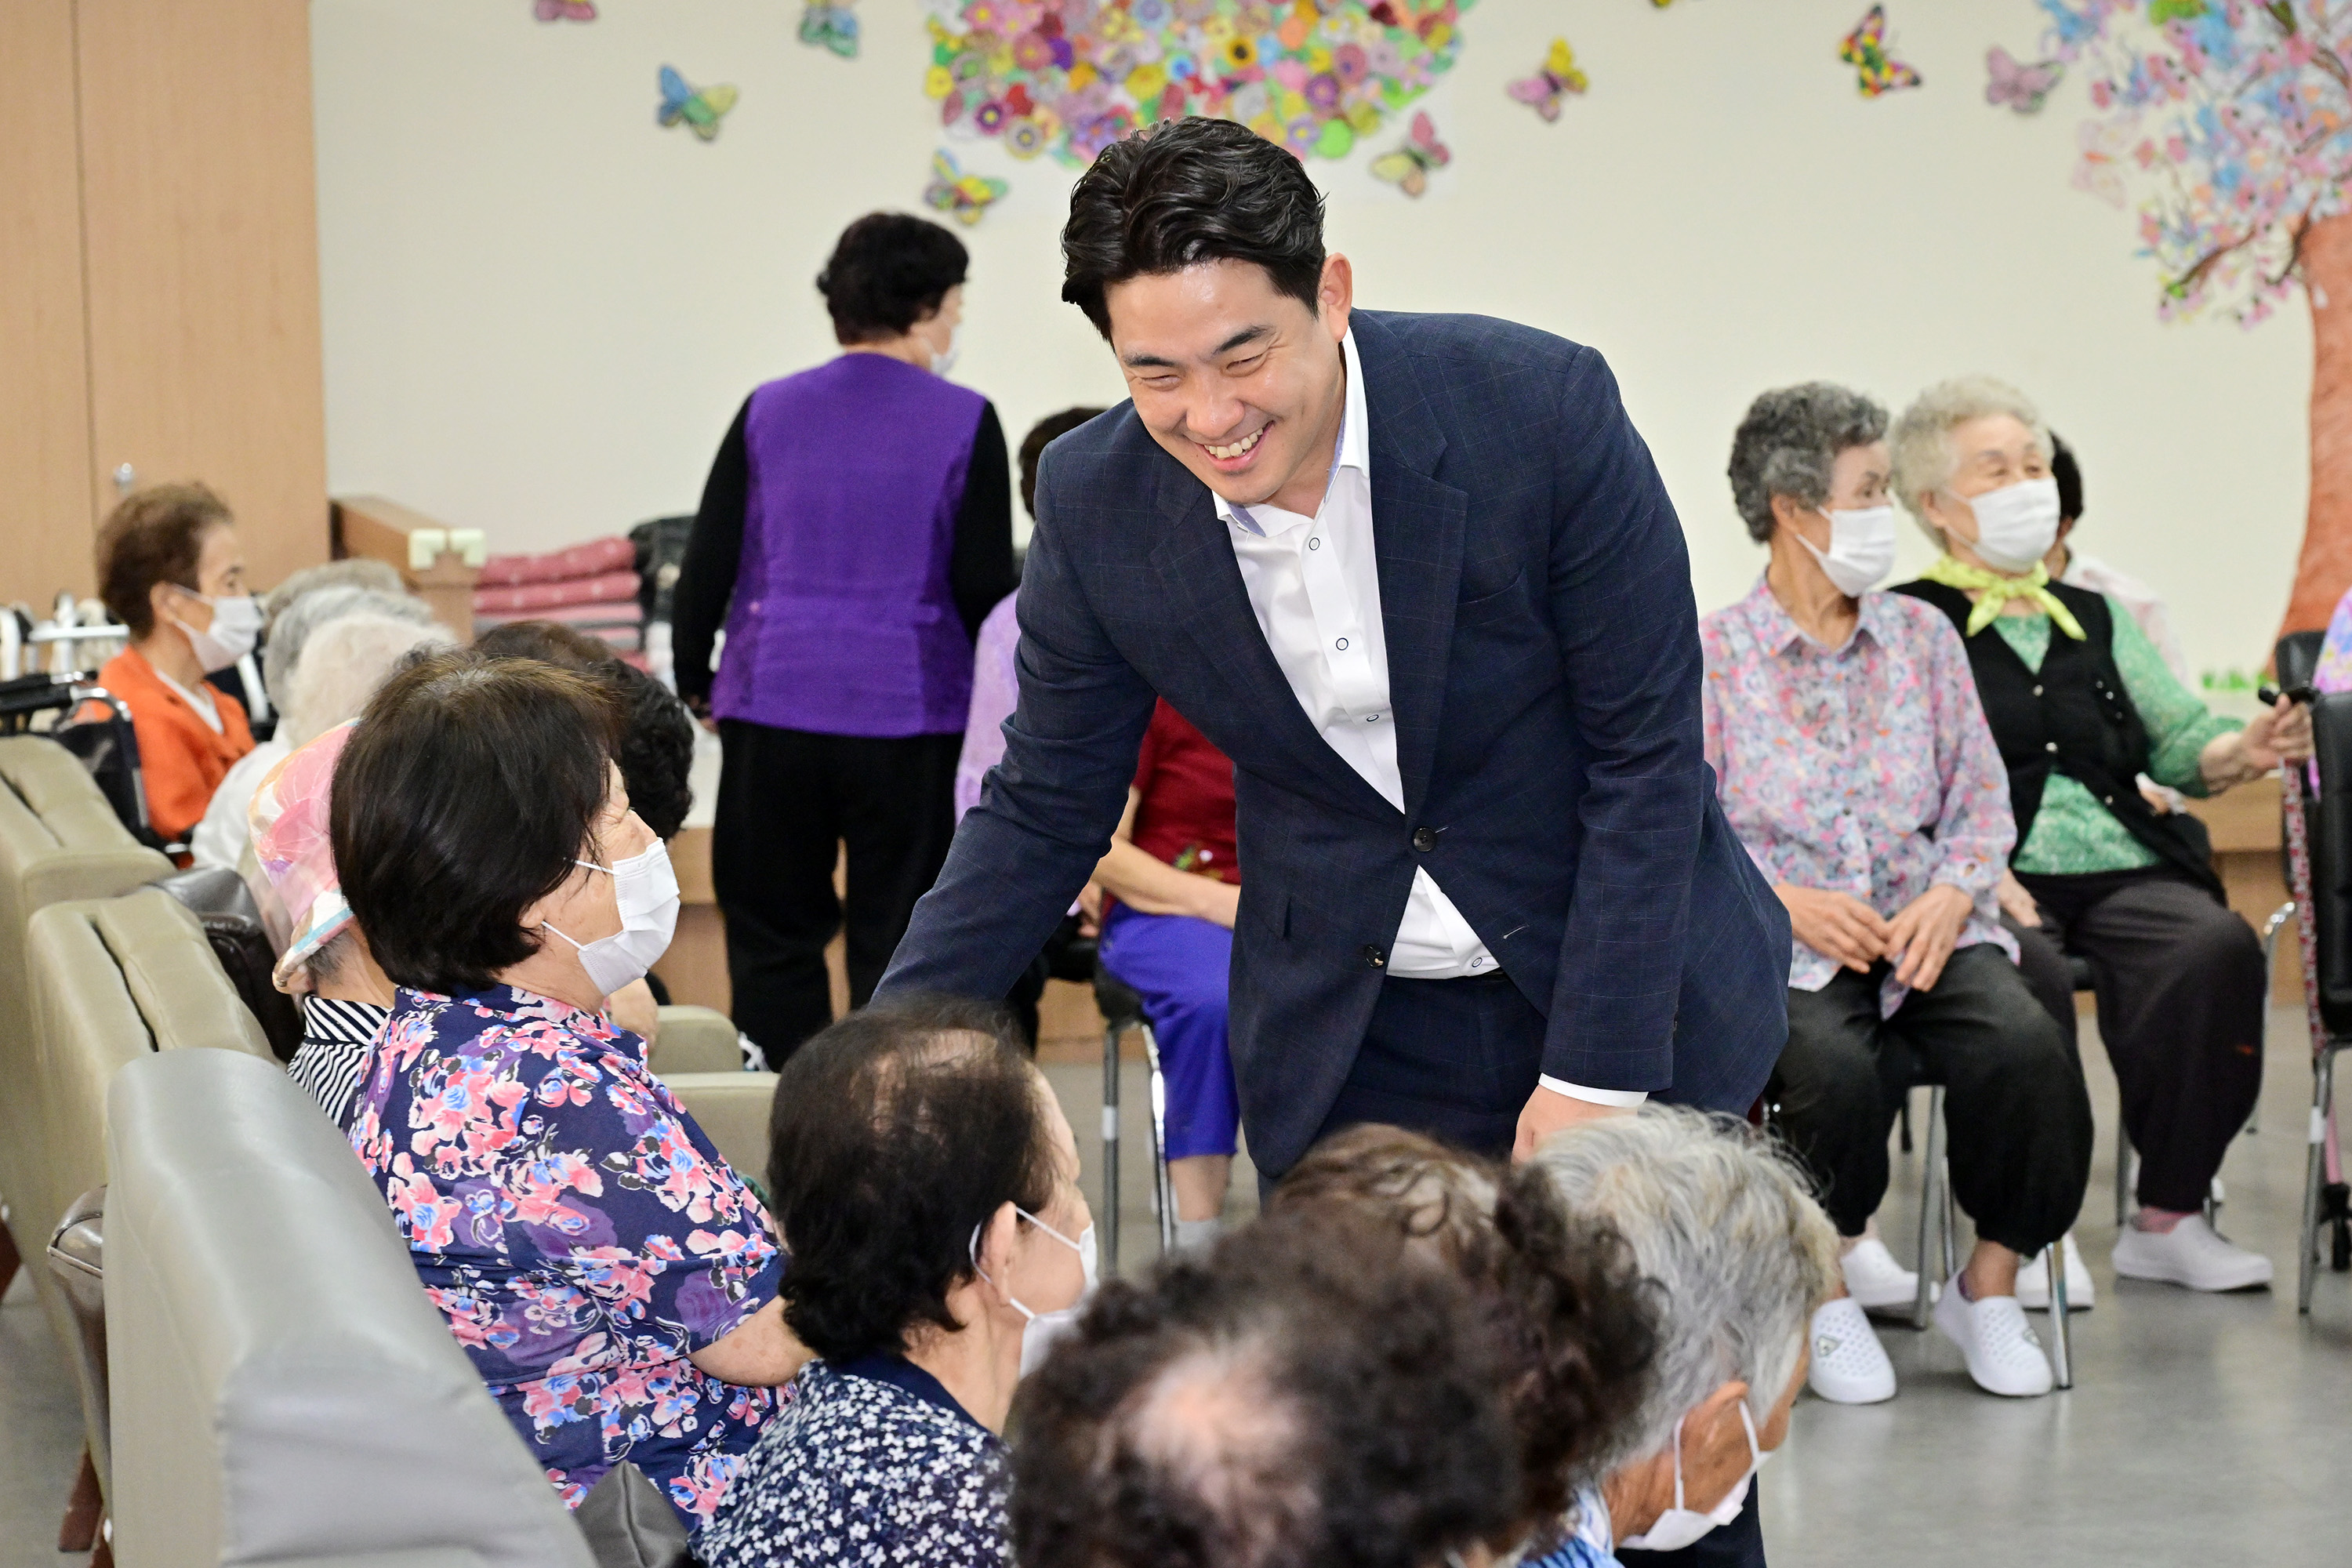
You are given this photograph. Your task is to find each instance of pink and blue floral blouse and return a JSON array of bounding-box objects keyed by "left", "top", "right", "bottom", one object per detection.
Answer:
[
  {"left": 350, "top": 982, "right": 785, "bottom": 1526},
  {"left": 1700, "top": 581, "right": 2016, "bottom": 1014}
]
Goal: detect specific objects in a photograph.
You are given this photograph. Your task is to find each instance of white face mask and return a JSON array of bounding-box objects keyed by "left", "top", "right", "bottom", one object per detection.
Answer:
[
  {"left": 170, "top": 590, "right": 262, "bottom": 674},
  {"left": 1798, "top": 503, "right": 1898, "bottom": 597},
  {"left": 1955, "top": 477, "right": 2061, "bottom": 573},
  {"left": 1618, "top": 1400, "right": 1765, "bottom": 1553},
  {"left": 931, "top": 322, "right": 962, "bottom": 377},
  {"left": 540, "top": 838, "right": 681, "bottom": 1002},
  {"left": 970, "top": 1204, "right": 1097, "bottom": 1376}
]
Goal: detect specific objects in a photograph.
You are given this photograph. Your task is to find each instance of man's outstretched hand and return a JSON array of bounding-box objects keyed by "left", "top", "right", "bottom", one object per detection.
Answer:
[{"left": 1512, "top": 1083, "right": 1635, "bottom": 1163}]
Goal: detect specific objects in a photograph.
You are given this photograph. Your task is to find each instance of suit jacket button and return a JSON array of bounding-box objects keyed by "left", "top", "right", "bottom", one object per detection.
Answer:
[
  {"left": 1362, "top": 945, "right": 1386, "bottom": 969},
  {"left": 1412, "top": 826, "right": 1436, "bottom": 851}
]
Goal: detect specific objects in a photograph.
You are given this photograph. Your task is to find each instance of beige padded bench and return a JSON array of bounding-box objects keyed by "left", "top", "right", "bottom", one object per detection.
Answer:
[
  {"left": 0, "top": 737, "right": 169, "bottom": 1268},
  {"left": 107, "top": 1049, "right": 593, "bottom": 1568}
]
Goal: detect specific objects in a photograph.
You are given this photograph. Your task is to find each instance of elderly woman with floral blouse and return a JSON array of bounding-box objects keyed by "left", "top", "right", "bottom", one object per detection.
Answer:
[
  {"left": 1890, "top": 375, "right": 2310, "bottom": 1298},
  {"left": 336, "top": 649, "right": 808, "bottom": 1530},
  {"left": 1704, "top": 383, "right": 2090, "bottom": 1405}
]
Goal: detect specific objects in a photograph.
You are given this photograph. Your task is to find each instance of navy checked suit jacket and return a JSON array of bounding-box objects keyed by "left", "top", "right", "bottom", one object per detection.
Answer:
[{"left": 878, "top": 310, "right": 1788, "bottom": 1173}]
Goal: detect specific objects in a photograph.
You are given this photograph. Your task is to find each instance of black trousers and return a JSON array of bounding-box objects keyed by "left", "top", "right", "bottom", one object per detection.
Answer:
[
  {"left": 2012, "top": 867, "right": 2266, "bottom": 1214},
  {"left": 1772, "top": 945, "right": 2090, "bottom": 1256},
  {"left": 713, "top": 720, "right": 961, "bottom": 1069}
]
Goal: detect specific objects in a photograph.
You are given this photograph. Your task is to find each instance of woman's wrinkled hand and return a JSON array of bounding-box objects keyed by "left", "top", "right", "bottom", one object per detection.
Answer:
[
  {"left": 1884, "top": 884, "right": 1975, "bottom": 993},
  {"left": 1995, "top": 870, "right": 2040, "bottom": 928},
  {"left": 1776, "top": 885, "right": 1890, "bottom": 974}
]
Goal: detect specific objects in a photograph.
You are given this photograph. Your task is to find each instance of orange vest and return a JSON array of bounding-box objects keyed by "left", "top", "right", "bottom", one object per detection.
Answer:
[{"left": 92, "top": 646, "right": 255, "bottom": 845}]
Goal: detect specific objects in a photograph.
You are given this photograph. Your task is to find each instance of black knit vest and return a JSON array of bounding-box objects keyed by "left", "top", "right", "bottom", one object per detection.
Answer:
[{"left": 1891, "top": 578, "right": 2222, "bottom": 897}]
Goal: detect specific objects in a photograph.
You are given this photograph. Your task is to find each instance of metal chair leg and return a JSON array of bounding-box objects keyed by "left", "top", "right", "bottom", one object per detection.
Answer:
[
  {"left": 2046, "top": 1238, "right": 2074, "bottom": 1389},
  {"left": 2256, "top": 902, "right": 2295, "bottom": 1138},
  {"left": 1912, "top": 1088, "right": 1944, "bottom": 1331},
  {"left": 1142, "top": 1025, "right": 1176, "bottom": 1256},
  {"left": 1102, "top": 1019, "right": 1123, "bottom": 1276},
  {"left": 1938, "top": 1109, "right": 1958, "bottom": 1286},
  {"left": 2303, "top": 1045, "right": 2339, "bottom": 1314},
  {"left": 2115, "top": 1122, "right": 2134, "bottom": 1229}
]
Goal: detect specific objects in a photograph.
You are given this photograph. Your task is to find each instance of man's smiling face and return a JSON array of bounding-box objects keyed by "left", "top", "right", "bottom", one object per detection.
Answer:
[{"left": 1104, "top": 255, "right": 1352, "bottom": 518}]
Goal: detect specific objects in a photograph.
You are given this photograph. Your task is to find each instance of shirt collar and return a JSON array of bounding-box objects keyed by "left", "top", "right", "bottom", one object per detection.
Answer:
[
  {"left": 1735, "top": 575, "right": 1882, "bottom": 658},
  {"left": 832, "top": 1352, "right": 989, "bottom": 1434},
  {"left": 1213, "top": 328, "right": 1367, "bottom": 537}
]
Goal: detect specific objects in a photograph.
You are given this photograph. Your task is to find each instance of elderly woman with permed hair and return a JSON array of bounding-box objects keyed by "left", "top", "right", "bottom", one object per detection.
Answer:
[
  {"left": 1702, "top": 383, "right": 2090, "bottom": 1408},
  {"left": 1888, "top": 375, "right": 2309, "bottom": 1297}
]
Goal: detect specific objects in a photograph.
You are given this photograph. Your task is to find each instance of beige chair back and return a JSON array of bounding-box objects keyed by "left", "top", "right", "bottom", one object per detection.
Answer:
[
  {"left": 24, "top": 888, "right": 273, "bottom": 1488},
  {"left": 107, "top": 1049, "right": 593, "bottom": 1568},
  {"left": 0, "top": 738, "right": 169, "bottom": 1260},
  {"left": 659, "top": 1072, "right": 779, "bottom": 1190}
]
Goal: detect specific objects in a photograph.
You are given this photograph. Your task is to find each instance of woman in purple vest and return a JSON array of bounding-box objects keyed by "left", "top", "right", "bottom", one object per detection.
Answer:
[{"left": 673, "top": 212, "right": 1017, "bottom": 1067}]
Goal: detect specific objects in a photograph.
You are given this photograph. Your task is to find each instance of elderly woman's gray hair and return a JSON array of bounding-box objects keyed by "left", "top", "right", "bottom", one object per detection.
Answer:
[
  {"left": 1888, "top": 374, "right": 2051, "bottom": 533},
  {"left": 282, "top": 612, "right": 453, "bottom": 749},
  {"left": 1725, "top": 383, "right": 1889, "bottom": 545},
  {"left": 261, "top": 559, "right": 405, "bottom": 633},
  {"left": 264, "top": 585, "right": 439, "bottom": 702},
  {"left": 1532, "top": 1106, "right": 1837, "bottom": 1463}
]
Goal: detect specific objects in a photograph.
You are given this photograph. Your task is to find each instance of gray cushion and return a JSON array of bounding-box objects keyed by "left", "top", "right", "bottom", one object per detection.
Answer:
[{"left": 106, "top": 1050, "right": 593, "bottom": 1568}]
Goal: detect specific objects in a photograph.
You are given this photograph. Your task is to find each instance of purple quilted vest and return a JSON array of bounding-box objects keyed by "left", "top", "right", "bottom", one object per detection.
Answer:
[{"left": 711, "top": 354, "right": 985, "bottom": 736}]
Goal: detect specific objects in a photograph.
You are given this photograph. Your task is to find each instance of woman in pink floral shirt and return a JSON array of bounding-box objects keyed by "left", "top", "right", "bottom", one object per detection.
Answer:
[
  {"left": 1704, "top": 383, "right": 2089, "bottom": 1406},
  {"left": 336, "top": 650, "right": 806, "bottom": 1530}
]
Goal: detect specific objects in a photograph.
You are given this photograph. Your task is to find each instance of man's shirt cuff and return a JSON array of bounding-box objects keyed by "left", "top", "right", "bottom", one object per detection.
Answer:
[{"left": 1537, "top": 1077, "right": 1650, "bottom": 1109}]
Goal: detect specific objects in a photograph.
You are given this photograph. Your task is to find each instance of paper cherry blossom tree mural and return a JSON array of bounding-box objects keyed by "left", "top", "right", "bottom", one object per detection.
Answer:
[{"left": 2042, "top": 0, "right": 2352, "bottom": 635}]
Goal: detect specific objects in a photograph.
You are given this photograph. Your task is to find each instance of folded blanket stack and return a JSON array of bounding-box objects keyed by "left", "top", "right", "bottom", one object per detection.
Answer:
[{"left": 473, "top": 536, "right": 644, "bottom": 650}]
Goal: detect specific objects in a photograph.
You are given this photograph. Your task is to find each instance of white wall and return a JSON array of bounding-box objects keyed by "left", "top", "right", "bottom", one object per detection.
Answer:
[{"left": 314, "top": 0, "right": 2312, "bottom": 681}]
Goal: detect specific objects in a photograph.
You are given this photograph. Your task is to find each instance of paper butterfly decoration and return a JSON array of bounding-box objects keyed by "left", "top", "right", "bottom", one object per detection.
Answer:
[
  {"left": 1838, "top": 5, "right": 1922, "bottom": 98},
  {"left": 1508, "top": 39, "right": 1588, "bottom": 123},
  {"left": 658, "top": 66, "right": 738, "bottom": 141},
  {"left": 1370, "top": 111, "right": 1450, "bottom": 198},
  {"left": 925, "top": 150, "right": 1007, "bottom": 226},
  {"left": 2071, "top": 117, "right": 2131, "bottom": 208},
  {"left": 1984, "top": 45, "right": 2062, "bottom": 114},
  {"left": 534, "top": 0, "right": 594, "bottom": 18},
  {"left": 800, "top": 2, "right": 858, "bottom": 58}
]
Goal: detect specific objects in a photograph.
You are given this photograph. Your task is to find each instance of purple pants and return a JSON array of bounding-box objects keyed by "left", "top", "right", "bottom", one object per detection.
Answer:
[{"left": 1098, "top": 904, "right": 1240, "bottom": 1160}]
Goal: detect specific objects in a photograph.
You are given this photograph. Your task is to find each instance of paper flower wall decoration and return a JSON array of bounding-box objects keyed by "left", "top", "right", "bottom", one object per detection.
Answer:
[
  {"left": 802, "top": 2, "right": 860, "bottom": 57},
  {"left": 1369, "top": 110, "right": 1448, "bottom": 196},
  {"left": 1507, "top": 38, "right": 1587, "bottom": 121},
  {"left": 1839, "top": 5, "right": 1922, "bottom": 96},
  {"left": 926, "top": 149, "right": 1010, "bottom": 223},
  {"left": 658, "top": 65, "right": 739, "bottom": 140},
  {"left": 535, "top": 0, "right": 595, "bottom": 18},
  {"left": 924, "top": 0, "right": 1478, "bottom": 167}
]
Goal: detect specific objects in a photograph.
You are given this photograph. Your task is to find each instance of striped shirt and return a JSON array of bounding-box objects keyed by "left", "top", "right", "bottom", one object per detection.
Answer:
[{"left": 286, "top": 996, "right": 389, "bottom": 1130}]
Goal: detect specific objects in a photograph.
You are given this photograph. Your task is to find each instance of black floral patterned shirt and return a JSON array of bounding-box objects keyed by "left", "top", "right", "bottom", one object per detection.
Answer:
[{"left": 698, "top": 1354, "right": 1010, "bottom": 1566}]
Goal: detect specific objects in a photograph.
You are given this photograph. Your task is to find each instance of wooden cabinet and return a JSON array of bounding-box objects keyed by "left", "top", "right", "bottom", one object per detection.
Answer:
[{"left": 0, "top": 0, "right": 326, "bottom": 615}]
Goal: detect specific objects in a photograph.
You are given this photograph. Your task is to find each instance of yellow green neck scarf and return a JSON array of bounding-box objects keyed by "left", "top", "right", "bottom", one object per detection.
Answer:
[{"left": 1918, "top": 554, "right": 2085, "bottom": 641}]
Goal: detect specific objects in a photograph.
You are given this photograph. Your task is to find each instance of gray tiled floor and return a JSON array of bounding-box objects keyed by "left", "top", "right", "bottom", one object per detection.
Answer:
[{"left": 9, "top": 1019, "right": 2349, "bottom": 1562}]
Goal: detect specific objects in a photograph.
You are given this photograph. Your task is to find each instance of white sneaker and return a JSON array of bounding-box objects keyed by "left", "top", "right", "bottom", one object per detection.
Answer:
[
  {"left": 2112, "top": 1214, "right": 2274, "bottom": 1292},
  {"left": 2015, "top": 1232, "right": 2096, "bottom": 1311},
  {"left": 1807, "top": 1298, "right": 1896, "bottom": 1404},
  {"left": 1933, "top": 1281, "right": 2054, "bottom": 1397},
  {"left": 1840, "top": 1236, "right": 1921, "bottom": 1311}
]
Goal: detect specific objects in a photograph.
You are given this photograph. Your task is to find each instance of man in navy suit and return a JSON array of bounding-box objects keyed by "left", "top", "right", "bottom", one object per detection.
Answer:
[{"left": 880, "top": 118, "right": 1786, "bottom": 1214}]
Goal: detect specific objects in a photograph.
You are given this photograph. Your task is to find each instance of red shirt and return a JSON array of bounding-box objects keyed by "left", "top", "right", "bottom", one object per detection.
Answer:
[{"left": 1130, "top": 699, "right": 1238, "bottom": 884}]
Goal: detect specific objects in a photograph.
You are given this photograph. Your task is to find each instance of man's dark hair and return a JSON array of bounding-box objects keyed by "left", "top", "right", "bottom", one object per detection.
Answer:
[
  {"left": 473, "top": 621, "right": 695, "bottom": 840},
  {"left": 765, "top": 996, "right": 1061, "bottom": 1362},
  {"left": 2052, "top": 431, "right": 2083, "bottom": 524},
  {"left": 332, "top": 649, "right": 619, "bottom": 993},
  {"left": 96, "top": 482, "right": 234, "bottom": 640},
  {"left": 1061, "top": 118, "right": 1328, "bottom": 339},
  {"left": 1019, "top": 407, "right": 1108, "bottom": 519},
  {"left": 1272, "top": 1127, "right": 1661, "bottom": 1536},
  {"left": 818, "top": 212, "right": 969, "bottom": 346},
  {"left": 1010, "top": 1208, "right": 1521, "bottom": 1568}
]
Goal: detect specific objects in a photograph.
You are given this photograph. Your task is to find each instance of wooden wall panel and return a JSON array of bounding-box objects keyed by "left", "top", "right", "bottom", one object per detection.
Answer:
[
  {"left": 74, "top": 0, "right": 328, "bottom": 595},
  {"left": 0, "top": 0, "right": 98, "bottom": 616}
]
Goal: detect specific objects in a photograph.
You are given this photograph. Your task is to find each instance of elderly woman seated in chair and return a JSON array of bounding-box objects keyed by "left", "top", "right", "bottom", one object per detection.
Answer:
[
  {"left": 1702, "top": 383, "right": 2090, "bottom": 1406},
  {"left": 1889, "top": 374, "right": 2310, "bottom": 1298}
]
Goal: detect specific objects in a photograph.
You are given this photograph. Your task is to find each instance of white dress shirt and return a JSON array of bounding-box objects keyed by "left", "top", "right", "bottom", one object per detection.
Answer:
[{"left": 1211, "top": 331, "right": 1640, "bottom": 1109}]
